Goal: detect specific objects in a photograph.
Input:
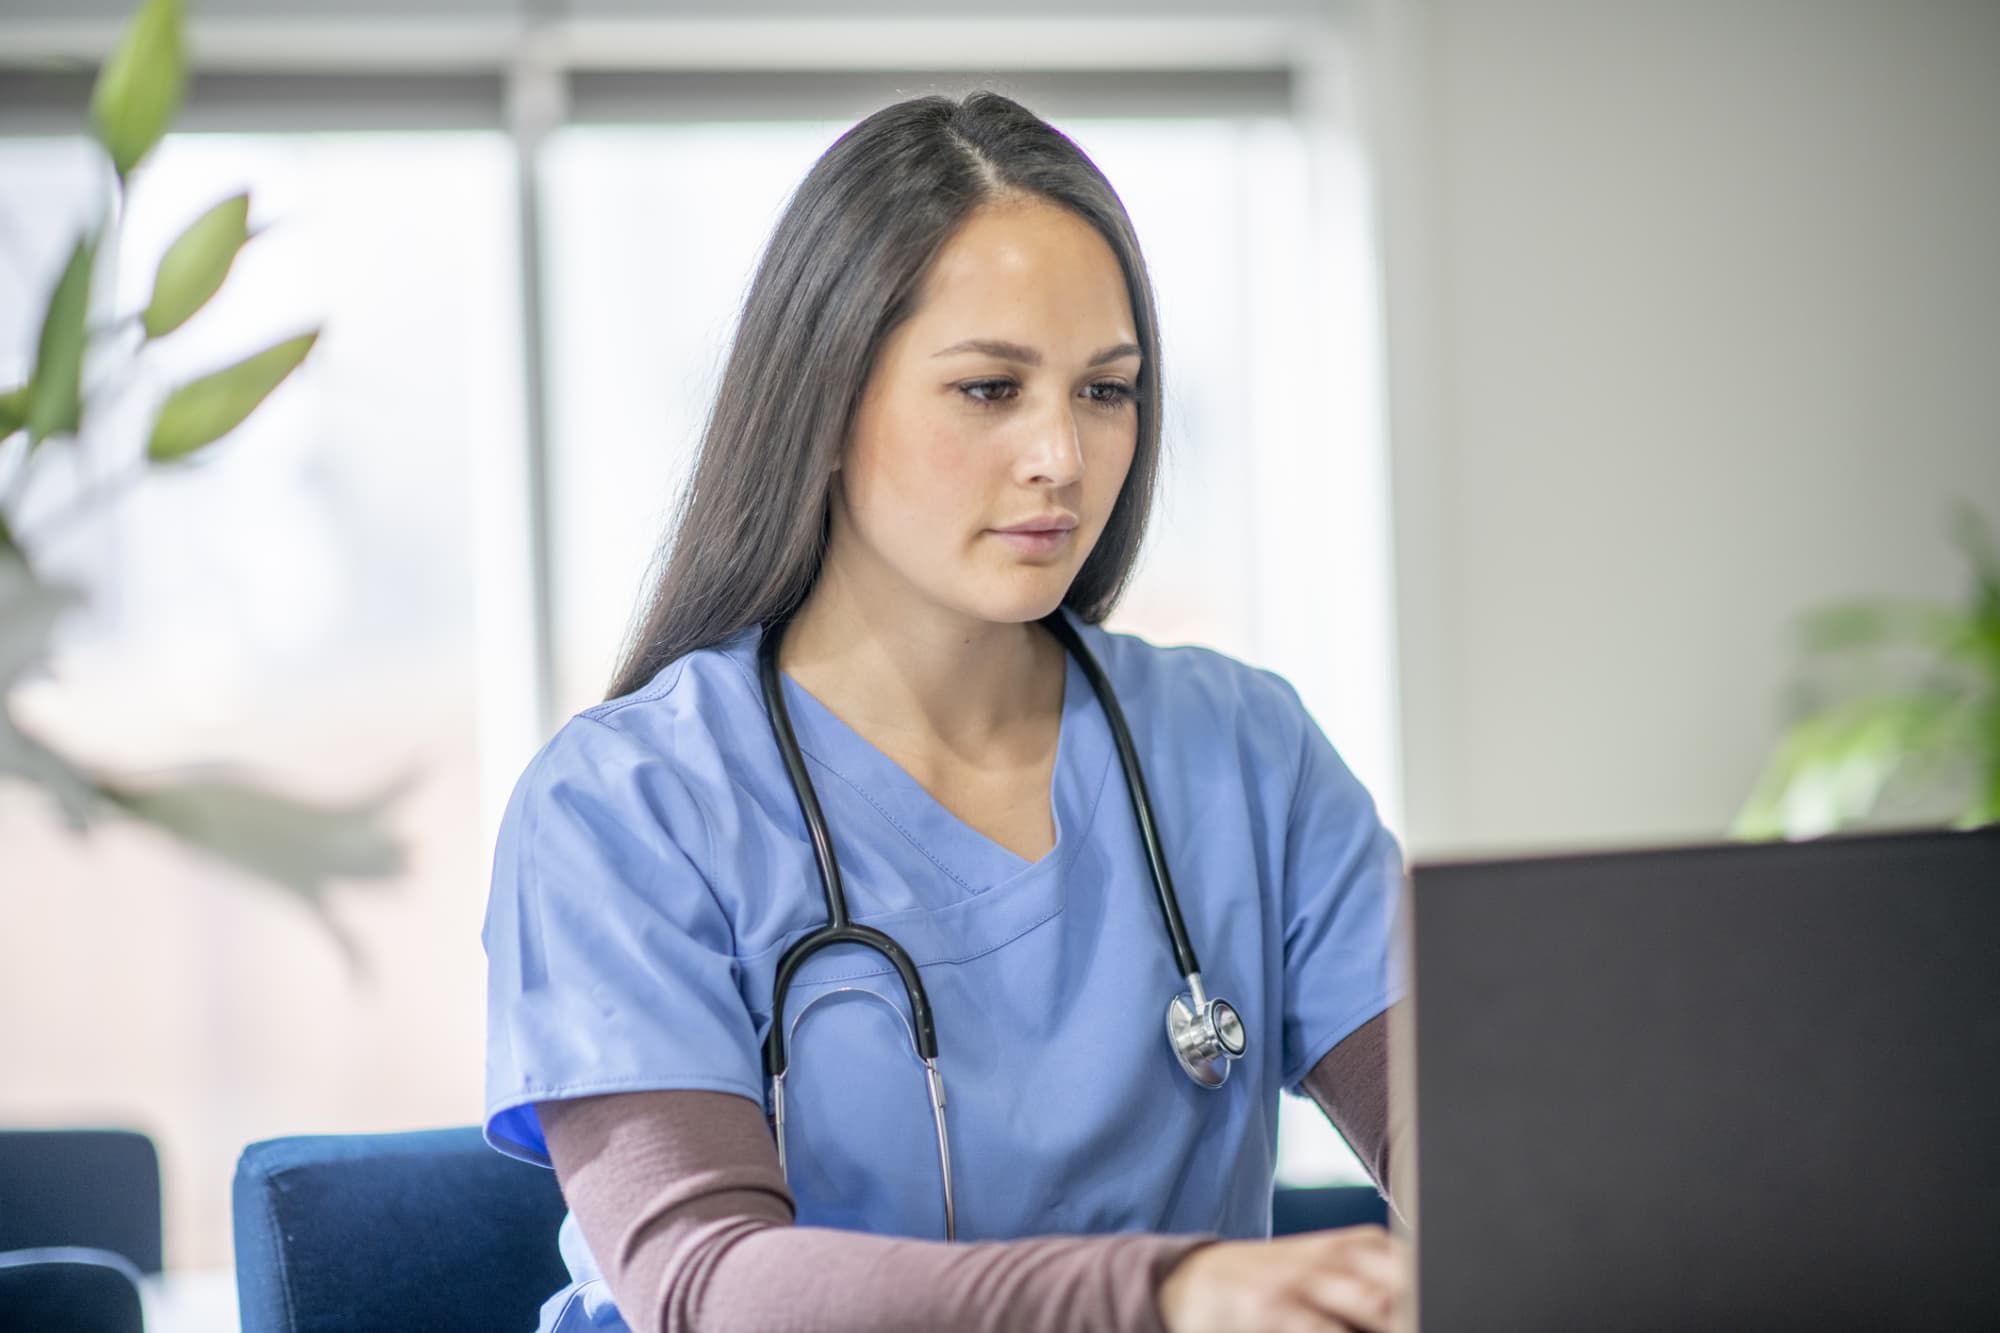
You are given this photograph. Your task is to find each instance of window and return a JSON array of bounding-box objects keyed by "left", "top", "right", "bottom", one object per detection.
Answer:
[
  {"left": 0, "top": 45, "right": 1397, "bottom": 1272},
  {"left": 0, "top": 129, "right": 521, "bottom": 1266}
]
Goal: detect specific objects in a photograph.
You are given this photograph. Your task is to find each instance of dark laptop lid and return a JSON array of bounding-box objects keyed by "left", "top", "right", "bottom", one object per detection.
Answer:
[{"left": 1407, "top": 826, "right": 2000, "bottom": 1333}]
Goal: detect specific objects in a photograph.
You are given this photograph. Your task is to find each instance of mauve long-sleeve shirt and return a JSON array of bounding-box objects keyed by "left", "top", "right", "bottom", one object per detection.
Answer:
[{"left": 540, "top": 1005, "right": 1403, "bottom": 1333}]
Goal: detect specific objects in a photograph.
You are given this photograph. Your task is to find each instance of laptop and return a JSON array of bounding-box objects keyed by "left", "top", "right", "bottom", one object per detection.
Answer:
[{"left": 1401, "top": 826, "right": 2000, "bottom": 1332}]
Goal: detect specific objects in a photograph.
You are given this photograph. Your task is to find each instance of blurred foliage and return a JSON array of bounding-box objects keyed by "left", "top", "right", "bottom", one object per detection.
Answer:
[
  {"left": 1, "top": 0, "right": 405, "bottom": 961},
  {"left": 1734, "top": 502, "right": 2000, "bottom": 840}
]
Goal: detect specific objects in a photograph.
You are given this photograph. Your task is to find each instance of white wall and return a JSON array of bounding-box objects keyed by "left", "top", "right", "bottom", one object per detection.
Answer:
[
  {"left": 2, "top": 7, "right": 1986, "bottom": 838},
  {"left": 15, "top": 0, "right": 1996, "bottom": 867},
  {"left": 1365, "top": 0, "right": 2000, "bottom": 858}
]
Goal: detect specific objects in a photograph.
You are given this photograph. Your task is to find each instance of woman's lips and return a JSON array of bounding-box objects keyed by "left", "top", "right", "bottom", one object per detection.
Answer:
[{"left": 988, "top": 527, "right": 1072, "bottom": 556}]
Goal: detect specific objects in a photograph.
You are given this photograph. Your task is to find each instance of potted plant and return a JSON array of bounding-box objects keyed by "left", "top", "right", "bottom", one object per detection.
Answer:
[
  {"left": 1734, "top": 502, "right": 2000, "bottom": 840},
  {"left": 1, "top": 0, "right": 403, "bottom": 962}
]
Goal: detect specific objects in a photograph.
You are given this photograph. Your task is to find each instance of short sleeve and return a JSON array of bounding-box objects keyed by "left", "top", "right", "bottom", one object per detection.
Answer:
[
  {"left": 1268, "top": 676, "right": 1409, "bottom": 1092},
  {"left": 482, "top": 713, "right": 763, "bottom": 1166}
]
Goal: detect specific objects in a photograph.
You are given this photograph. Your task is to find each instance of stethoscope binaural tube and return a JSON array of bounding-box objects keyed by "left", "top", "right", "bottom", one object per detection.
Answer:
[{"left": 756, "top": 608, "right": 1247, "bottom": 1240}]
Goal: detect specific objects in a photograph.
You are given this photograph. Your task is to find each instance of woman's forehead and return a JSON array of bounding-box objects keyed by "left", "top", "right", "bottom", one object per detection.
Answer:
[{"left": 904, "top": 200, "right": 1137, "bottom": 353}]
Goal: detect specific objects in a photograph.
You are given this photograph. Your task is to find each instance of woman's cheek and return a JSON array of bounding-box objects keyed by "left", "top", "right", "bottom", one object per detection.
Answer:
[
  {"left": 853, "top": 425, "right": 983, "bottom": 560},
  {"left": 913, "top": 421, "right": 993, "bottom": 527}
]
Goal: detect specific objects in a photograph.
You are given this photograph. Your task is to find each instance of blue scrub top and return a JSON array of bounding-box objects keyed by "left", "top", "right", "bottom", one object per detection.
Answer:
[{"left": 483, "top": 609, "right": 1406, "bottom": 1331}]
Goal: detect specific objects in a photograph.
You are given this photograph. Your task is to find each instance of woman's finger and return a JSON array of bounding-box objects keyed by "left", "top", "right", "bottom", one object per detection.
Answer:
[
  {"left": 1314, "top": 1224, "right": 1394, "bottom": 1261},
  {"left": 1296, "top": 1271, "right": 1398, "bottom": 1333},
  {"left": 1327, "top": 1238, "right": 1409, "bottom": 1295},
  {"left": 1267, "top": 1299, "right": 1385, "bottom": 1333}
]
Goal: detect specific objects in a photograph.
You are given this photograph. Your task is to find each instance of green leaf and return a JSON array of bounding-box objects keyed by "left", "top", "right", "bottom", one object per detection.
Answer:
[
  {"left": 89, "top": 0, "right": 186, "bottom": 182},
  {"left": 0, "top": 711, "right": 103, "bottom": 833},
  {"left": 1969, "top": 700, "right": 2000, "bottom": 830},
  {"left": 24, "top": 234, "right": 98, "bottom": 446},
  {"left": 143, "top": 193, "right": 252, "bottom": 339},
  {"left": 1732, "top": 689, "right": 1971, "bottom": 840},
  {"left": 1949, "top": 502, "right": 2000, "bottom": 644},
  {"left": 99, "top": 770, "right": 408, "bottom": 896},
  {"left": 0, "top": 384, "right": 29, "bottom": 439},
  {"left": 97, "top": 767, "right": 410, "bottom": 968},
  {"left": 146, "top": 330, "right": 319, "bottom": 462},
  {"left": 1797, "top": 600, "right": 1974, "bottom": 659}
]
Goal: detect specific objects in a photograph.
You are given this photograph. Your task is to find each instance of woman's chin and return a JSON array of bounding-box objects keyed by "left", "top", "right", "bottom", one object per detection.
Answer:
[{"left": 956, "top": 574, "right": 1075, "bottom": 626}]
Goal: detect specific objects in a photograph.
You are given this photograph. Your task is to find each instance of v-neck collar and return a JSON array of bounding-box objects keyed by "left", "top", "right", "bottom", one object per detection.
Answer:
[{"left": 731, "top": 615, "right": 1110, "bottom": 897}]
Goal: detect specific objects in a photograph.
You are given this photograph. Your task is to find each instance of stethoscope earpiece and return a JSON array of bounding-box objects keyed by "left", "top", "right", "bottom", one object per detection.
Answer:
[{"left": 1165, "top": 971, "right": 1247, "bottom": 1089}]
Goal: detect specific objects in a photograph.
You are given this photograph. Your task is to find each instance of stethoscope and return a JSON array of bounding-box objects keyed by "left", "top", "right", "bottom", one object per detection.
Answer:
[{"left": 756, "top": 607, "right": 1247, "bottom": 1240}]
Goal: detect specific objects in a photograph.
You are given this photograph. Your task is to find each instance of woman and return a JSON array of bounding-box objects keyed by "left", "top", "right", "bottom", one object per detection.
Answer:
[{"left": 483, "top": 90, "right": 1410, "bottom": 1333}]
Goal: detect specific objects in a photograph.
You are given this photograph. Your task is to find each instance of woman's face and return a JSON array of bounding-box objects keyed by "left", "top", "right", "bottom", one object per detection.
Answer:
[{"left": 828, "top": 196, "right": 1142, "bottom": 630}]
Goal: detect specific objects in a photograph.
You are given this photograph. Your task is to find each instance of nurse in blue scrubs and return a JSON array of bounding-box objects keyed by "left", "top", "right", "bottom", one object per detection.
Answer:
[{"left": 484, "top": 90, "right": 1408, "bottom": 1333}]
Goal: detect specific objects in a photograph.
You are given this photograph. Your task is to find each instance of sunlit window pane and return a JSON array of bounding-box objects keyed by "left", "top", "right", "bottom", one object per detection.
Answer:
[{"left": 0, "top": 130, "right": 523, "bottom": 1269}]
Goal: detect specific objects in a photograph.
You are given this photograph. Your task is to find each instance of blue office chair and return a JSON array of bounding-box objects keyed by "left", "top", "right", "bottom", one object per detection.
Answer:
[
  {"left": 233, "top": 1128, "right": 568, "bottom": 1333},
  {"left": 234, "top": 1127, "right": 1389, "bottom": 1333},
  {"left": 0, "top": 1129, "right": 161, "bottom": 1333}
]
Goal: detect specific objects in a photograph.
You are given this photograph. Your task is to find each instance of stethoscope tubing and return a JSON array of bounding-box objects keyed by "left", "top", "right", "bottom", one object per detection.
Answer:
[
  {"left": 1035, "top": 610, "right": 1203, "bottom": 983},
  {"left": 757, "top": 625, "right": 941, "bottom": 1076},
  {"left": 755, "top": 606, "right": 1243, "bottom": 1240}
]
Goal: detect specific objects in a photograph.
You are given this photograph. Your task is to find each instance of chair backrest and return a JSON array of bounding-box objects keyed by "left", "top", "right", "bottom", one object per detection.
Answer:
[
  {"left": 1271, "top": 1182, "right": 1390, "bottom": 1235},
  {"left": 0, "top": 1250, "right": 145, "bottom": 1333},
  {"left": 0, "top": 1130, "right": 161, "bottom": 1274},
  {"left": 231, "top": 1125, "right": 1388, "bottom": 1332},
  {"left": 232, "top": 1127, "right": 568, "bottom": 1333}
]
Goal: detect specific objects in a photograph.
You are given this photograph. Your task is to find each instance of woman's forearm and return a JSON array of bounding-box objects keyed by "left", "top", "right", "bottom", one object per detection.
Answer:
[
  {"left": 539, "top": 1006, "right": 1402, "bottom": 1333},
  {"left": 541, "top": 1088, "right": 1214, "bottom": 1333},
  {"left": 1297, "top": 1003, "right": 1411, "bottom": 1225}
]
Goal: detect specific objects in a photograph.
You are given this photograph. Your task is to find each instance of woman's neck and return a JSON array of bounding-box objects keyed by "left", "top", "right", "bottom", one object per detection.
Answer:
[{"left": 776, "top": 563, "right": 1066, "bottom": 763}]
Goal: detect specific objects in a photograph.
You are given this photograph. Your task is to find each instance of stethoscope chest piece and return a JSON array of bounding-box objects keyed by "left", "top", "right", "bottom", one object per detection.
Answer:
[{"left": 1165, "top": 973, "right": 1247, "bottom": 1089}]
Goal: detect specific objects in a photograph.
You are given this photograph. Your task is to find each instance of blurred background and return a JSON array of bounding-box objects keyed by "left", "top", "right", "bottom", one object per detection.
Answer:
[{"left": 1, "top": 0, "right": 1996, "bottom": 1300}]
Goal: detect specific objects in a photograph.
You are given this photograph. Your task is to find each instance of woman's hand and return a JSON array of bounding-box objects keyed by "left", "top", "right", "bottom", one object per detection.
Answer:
[{"left": 1156, "top": 1225, "right": 1410, "bottom": 1333}]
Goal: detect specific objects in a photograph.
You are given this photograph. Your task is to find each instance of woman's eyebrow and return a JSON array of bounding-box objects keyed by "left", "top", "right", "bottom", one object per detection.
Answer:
[{"left": 930, "top": 338, "right": 1142, "bottom": 368}]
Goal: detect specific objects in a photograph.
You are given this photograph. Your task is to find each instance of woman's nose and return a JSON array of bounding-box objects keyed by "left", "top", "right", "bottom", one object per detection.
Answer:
[{"left": 1020, "top": 400, "right": 1085, "bottom": 487}]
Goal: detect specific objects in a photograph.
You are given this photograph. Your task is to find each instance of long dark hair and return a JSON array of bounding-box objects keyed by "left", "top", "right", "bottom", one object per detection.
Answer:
[{"left": 605, "top": 90, "right": 1166, "bottom": 701}]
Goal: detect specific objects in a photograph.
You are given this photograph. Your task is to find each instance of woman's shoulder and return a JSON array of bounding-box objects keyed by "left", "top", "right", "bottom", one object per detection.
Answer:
[
  {"left": 572, "top": 625, "right": 765, "bottom": 742},
  {"left": 1071, "top": 614, "right": 1312, "bottom": 739},
  {"left": 506, "top": 627, "right": 769, "bottom": 823}
]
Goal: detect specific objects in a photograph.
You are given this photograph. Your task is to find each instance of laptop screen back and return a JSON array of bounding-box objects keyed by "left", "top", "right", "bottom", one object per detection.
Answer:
[{"left": 1408, "top": 827, "right": 2000, "bottom": 1332}]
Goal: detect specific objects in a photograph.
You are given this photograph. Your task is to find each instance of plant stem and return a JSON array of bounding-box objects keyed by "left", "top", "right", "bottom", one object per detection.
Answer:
[{"left": 0, "top": 433, "right": 31, "bottom": 518}]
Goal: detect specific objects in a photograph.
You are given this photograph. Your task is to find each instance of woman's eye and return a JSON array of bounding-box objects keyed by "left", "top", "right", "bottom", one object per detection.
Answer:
[
  {"left": 1085, "top": 381, "right": 1137, "bottom": 408},
  {"left": 957, "top": 379, "right": 1135, "bottom": 408},
  {"left": 959, "top": 379, "right": 1018, "bottom": 404}
]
